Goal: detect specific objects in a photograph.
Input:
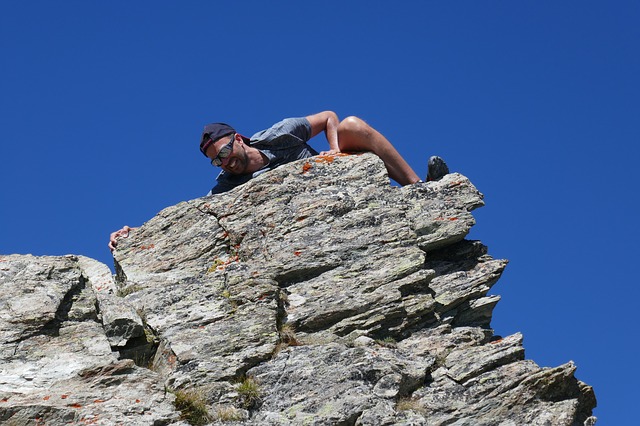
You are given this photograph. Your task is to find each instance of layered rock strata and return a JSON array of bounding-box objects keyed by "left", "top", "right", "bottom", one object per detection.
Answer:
[{"left": 0, "top": 153, "right": 596, "bottom": 425}]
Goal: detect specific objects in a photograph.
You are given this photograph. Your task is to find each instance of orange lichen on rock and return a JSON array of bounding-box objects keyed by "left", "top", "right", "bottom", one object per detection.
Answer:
[
  {"left": 303, "top": 153, "right": 351, "bottom": 172},
  {"left": 167, "top": 354, "right": 177, "bottom": 368},
  {"left": 208, "top": 254, "right": 240, "bottom": 273},
  {"left": 314, "top": 155, "right": 335, "bottom": 164}
]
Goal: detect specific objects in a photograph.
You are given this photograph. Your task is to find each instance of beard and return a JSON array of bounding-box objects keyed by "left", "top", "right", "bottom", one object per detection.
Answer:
[{"left": 222, "top": 144, "right": 249, "bottom": 175}]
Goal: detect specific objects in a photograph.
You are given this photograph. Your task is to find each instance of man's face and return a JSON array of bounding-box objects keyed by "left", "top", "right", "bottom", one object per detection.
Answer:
[{"left": 205, "top": 134, "right": 248, "bottom": 175}]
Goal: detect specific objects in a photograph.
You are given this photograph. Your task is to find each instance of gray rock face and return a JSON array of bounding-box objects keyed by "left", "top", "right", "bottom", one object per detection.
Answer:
[
  {"left": 0, "top": 254, "right": 178, "bottom": 425},
  {"left": 1, "top": 153, "right": 596, "bottom": 425}
]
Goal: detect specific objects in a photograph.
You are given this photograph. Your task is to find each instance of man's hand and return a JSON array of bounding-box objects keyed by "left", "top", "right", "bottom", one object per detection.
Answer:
[{"left": 108, "top": 225, "right": 134, "bottom": 252}]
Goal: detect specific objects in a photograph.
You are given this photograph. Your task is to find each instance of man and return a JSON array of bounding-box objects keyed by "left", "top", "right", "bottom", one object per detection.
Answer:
[
  {"left": 201, "top": 111, "right": 448, "bottom": 195},
  {"left": 108, "top": 111, "right": 448, "bottom": 250}
]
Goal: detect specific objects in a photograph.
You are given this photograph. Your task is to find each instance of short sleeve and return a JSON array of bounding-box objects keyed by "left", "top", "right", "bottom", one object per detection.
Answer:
[{"left": 250, "top": 118, "right": 311, "bottom": 147}]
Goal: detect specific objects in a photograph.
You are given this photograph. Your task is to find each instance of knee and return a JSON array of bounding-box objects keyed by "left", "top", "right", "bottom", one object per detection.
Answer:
[{"left": 338, "top": 116, "right": 371, "bottom": 136}]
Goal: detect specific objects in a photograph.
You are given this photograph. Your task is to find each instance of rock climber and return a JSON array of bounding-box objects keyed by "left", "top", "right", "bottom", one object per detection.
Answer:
[{"left": 108, "top": 111, "right": 449, "bottom": 251}]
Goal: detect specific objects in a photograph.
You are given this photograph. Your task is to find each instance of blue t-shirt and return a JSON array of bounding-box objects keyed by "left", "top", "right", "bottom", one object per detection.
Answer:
[{"left": 208, "top": 117, "right": 318, "bottom": 195}]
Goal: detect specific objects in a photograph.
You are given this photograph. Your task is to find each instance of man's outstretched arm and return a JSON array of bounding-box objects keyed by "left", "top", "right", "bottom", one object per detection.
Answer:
[{"left": 305, "top": 111, "right": 340, "bottom": 155}]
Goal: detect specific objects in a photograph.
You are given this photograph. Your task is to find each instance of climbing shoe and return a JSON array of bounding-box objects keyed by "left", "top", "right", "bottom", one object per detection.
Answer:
[{"left": 426, "top": 156, "right": 449, "bottom": 181}]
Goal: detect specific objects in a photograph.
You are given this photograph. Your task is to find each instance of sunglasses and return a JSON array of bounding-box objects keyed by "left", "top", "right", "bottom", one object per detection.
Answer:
[{"left": 209, "top": 134, "right": 236, "bottom": 167}]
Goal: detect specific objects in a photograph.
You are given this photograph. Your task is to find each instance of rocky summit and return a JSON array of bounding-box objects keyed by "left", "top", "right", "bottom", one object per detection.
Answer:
[{"left": 1, "top": 153, "right": 596, "bottom": 425}]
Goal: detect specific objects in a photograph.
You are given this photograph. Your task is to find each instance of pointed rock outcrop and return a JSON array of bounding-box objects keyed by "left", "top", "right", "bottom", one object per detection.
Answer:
[{"left": 1, "top": 153, "right": 596, "bottom": 425}]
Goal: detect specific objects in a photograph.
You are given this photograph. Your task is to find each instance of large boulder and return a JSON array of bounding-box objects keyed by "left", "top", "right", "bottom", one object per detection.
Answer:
[{"left": 0, "top": 153, "right": 596, "bottom": 425}]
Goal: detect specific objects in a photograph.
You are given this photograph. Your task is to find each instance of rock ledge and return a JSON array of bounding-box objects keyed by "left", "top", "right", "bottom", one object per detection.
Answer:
[{"left": 1, "top": 153, "right": 596, "bottom": 425}]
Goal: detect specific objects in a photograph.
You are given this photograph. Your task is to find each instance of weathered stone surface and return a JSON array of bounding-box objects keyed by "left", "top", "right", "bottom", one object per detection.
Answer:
[
  {"left": 1, "top": 153, "right": 596, "bottom": 425},
  {"left": 247, "top": 343, "right": 435, "bottom": 425},
  {"left": 0, "top": 254, "right": 179, "bottom": 425},
  {"left": 78, "top": 255, "right": 145, "bottom": 347}
]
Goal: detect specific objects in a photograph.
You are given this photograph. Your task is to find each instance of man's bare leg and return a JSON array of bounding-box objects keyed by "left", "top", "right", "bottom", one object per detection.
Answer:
[{"left": 336, "top": 116, "right": 421, "bottom": 185}]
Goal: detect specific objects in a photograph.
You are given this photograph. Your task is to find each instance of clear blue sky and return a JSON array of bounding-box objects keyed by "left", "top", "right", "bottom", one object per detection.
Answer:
[{"left": 2, "top": 1, "right": 638, "bottom": 422}]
